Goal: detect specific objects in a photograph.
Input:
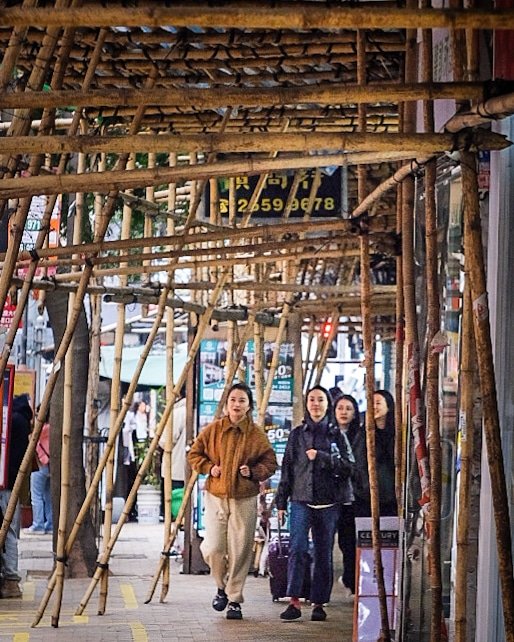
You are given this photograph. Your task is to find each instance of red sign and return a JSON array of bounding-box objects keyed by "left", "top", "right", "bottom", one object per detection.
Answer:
[{"left": 0, "top": 296, "right": 22, "bottom": 331}]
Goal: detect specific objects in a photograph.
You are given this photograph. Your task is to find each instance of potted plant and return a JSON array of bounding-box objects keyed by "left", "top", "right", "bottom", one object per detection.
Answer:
[{"left": 135, "top": 441, "right": 161, "bottom": 524}]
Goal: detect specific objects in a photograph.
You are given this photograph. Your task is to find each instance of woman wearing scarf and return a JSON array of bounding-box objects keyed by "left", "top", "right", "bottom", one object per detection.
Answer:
[
  {"left": 275, "top": 385, "right": 354, "bottom": 622},
  {"left": 188, "top": 383, "right": 277, "bottom": 621}
]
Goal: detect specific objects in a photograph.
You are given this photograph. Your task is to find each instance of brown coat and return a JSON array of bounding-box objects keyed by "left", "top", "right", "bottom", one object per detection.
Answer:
[{"left": 187, "top": 415, "right": 277, "bottom": 499}]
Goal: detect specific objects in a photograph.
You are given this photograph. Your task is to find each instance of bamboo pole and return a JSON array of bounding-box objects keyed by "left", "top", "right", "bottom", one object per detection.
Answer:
[
  {"left": 4, "top": 131, "right": 506, "bottom": 156},
  {"left": 313, "top": 310, "right": 339, "bottom": 386},
  {"left": 98, "top": 155, "right": 135, "bottom": 616},
  {"left": 75, "top": 274, "right": 230, "bottom": 615},
  {"left": 2, "top": 5, "right": 514, "bottom": 30},
  {"left": 253, "top": 321, "right": 265, "bottom": 409},
  {"left": 0, "top": 81, "right": 488, "bottom": 111},
  {"left": 356, "top": 26, "right": 390, "bottom": 640},
  {"left": 0, "top": 0, "right": 38, "bottom": 90},
  {"left": 454, "top": 282, "right": 475, "bottom": 642},
  {"left": 421, "top": 9, "right": 444, "bottom": 638},
  {"left": 361, "top": 232, "right": 391, "bottom": 641},
  {"left": 302, "top": 317, "right": 316, "bottom": 383},
  {"left": 16, "top": 219, "right": 374, "bottom": 272},
  {"left": 0, "top": 149, "right": 446, "bottom": 201},
  {"left": 10, "top": 216, "right": 388, "bottom": 263},
  {"left": 401, "top": 12, "right": 431, "bottom": 509},
  {"left": 461, "top": 150, "right": 514, "bottom": 642},
  {"left": 394, "top": 182, "right": 405, "bottom": 514},
  {"left": 51, "top": 130, "right": 87, "bottom": 626},
  {"left": 159, "top": 152, "right": 177, "bottom": 603}
]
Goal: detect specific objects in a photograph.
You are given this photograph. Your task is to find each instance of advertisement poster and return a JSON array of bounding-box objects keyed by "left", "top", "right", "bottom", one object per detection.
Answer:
[{"left": 210, "top": 168, "right": 341, "bottom": 219}]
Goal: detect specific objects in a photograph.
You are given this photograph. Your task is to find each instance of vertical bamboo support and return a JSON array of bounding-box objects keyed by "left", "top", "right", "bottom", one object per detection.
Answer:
[
  {"left": 460, "top": 150, "right": 514, "bottom": 642},
  {"left": 51, "top": 145, "right": 86, "bottom": 628},
  {"left": 97, "top": 154, "right": 135, "bottom": 616},
  {"left": 254, "top": 321, "right": 265, "bottom": 409},
  {"left": 313, "top": 309, "right": 339, "bottom": 386},
  {"left": 85, "top": 152, "right": 105, "bottom": 493},
  {"left": 302, "top": 317, "right": 316, "bottom": 383},
  {"left": 394, "top": 183, "right": 405, "bottom": 514},
  {"left": 357, "top": 28, "right": 390, "bottom": 642},
  {"left": 160, "top": 152, "right": 177, "bottom": 602},
  {"left": 425, "top": 155, "right": 443, "bottom": 642},
  {"left": 421, "top": 12, "right": 444, "bottom": 640},
  {"left": 141, "top": 152, "right": 156, "bottom": 317},
  {"left": 361, "top": 227, "right": 390, "bottom": 641},
  {"left": 454, "top": 282, "right": 475, "bottom": 642}
]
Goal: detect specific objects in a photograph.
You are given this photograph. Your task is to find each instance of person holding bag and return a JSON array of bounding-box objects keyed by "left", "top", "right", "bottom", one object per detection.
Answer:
[{"left": 275, "top": 385, "right": 354, "bottom": 622}]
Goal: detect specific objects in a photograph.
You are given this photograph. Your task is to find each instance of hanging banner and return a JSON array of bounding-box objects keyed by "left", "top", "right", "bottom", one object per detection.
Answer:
[{"left": 208, "top": 168, "right": 341, "bottom": 219}]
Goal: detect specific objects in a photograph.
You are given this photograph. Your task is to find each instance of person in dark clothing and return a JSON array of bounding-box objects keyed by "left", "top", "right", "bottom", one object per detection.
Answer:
[
  {"left": 276, "top": 385, "right": 354, "bottom": 622},
  {"left": 0, "top": 394, "right": 32, "bottom": 599},
  {"left": 352, "top": 389, "right": 397, "bottom": 518},
  {"left": 333, "top": 394, "right": 360, "bottom": 597}
]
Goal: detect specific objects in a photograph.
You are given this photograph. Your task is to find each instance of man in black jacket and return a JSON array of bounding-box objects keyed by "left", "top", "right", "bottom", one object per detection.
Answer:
[{"left": 0, "top": 394, "right": 32, "bottom": 599}]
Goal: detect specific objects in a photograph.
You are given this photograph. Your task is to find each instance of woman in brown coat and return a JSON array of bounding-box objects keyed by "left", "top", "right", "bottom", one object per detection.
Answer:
[{"left": 187, "top": 383, "right": 277, "bottom": 620}]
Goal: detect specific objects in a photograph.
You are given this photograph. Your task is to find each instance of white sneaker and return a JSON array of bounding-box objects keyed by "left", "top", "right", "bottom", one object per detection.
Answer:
[{"left": 341, "top": 586, "right": 355, "bottom": 599}]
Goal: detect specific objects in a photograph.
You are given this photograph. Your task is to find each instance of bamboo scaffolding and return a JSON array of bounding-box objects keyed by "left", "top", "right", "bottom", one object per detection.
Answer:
[
  {"left": 460, "top": 150, "right": 514, "bottom": 642},
  {"left": 3, "top": 130, "right": 508, "bottom": 156},
  {"left": 0, "top": 150, "right": 442, "bottom": 201},
  {"left": 2, "top": 4, "right": 514, "bottom": 30},
  {"left": 74, "top": 273, "right": 230, "bottom": 615},
  {"left": 302, "top": 317, "right": 316, "bottom": 383},
  {"left": 26, "top": 63, "right": 166, "bottom": 624},
  {"left": 0, "top": 29, "right": 107, "bottom": 384},
  {"left": 454, "top": 282, "right": 475, "bottom": 642},
  {"left": 0, "top": 81, "right": 487, "bottom": 111}
]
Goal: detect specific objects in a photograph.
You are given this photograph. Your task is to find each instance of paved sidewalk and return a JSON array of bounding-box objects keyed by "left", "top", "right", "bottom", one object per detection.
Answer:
[{"left": 0, "top": 523, "right": 354, "bottom": 641}]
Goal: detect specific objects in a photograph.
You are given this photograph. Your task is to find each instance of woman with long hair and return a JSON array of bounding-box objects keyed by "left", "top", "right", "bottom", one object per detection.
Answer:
[
  {"left": 352, "top": 389, "right": 397, "bottom": 518},
  {"left": 187, "top": 383, "right": 277, "bottom": 621},
  {"left": 276, "top": 385, "right": 354, "bottom": 622},
  {"left": 333, "top": 394, "right": 360, "bottom": 597}
]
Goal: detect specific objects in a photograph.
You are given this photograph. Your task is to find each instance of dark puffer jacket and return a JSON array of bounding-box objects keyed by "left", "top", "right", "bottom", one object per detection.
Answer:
[
  {"left": 351, "top": 424, "right": 396, "bottom": 512},
  {"left": 8, "top": 395, "right": 32, "bottom": 490},
  {"left": 275, "top": 417, "right": 354, "bottom": 510}
]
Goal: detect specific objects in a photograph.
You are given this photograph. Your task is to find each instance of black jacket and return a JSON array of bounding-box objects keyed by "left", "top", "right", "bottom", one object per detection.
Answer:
[
  {"left": 275, "top": 418, "right": 354, "bottom": 510},
  {"left": 351, "top": 424, "right": 396, "bottom": 510},
  {"left": 7, "top": 395, "right": 32, "bottom": 490}
]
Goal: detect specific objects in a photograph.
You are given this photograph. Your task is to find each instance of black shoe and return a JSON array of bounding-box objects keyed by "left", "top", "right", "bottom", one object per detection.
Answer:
[
  {"left": 280, "top": 604, "right": 301, "bottom": 620},
  {"left": 311, "top": 605, "right": 327, "bottom": 621},
  {"left": 212, "top": 589, "right": 228, "bottom": 612},
  {"left": 226, "top": 602, "right": 243, "bottom": 620}
]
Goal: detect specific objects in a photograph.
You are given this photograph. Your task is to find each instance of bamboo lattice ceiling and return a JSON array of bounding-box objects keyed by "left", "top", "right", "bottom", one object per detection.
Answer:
[{"left": 1, "top": 1, "right": 511, "bottom": 328}]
